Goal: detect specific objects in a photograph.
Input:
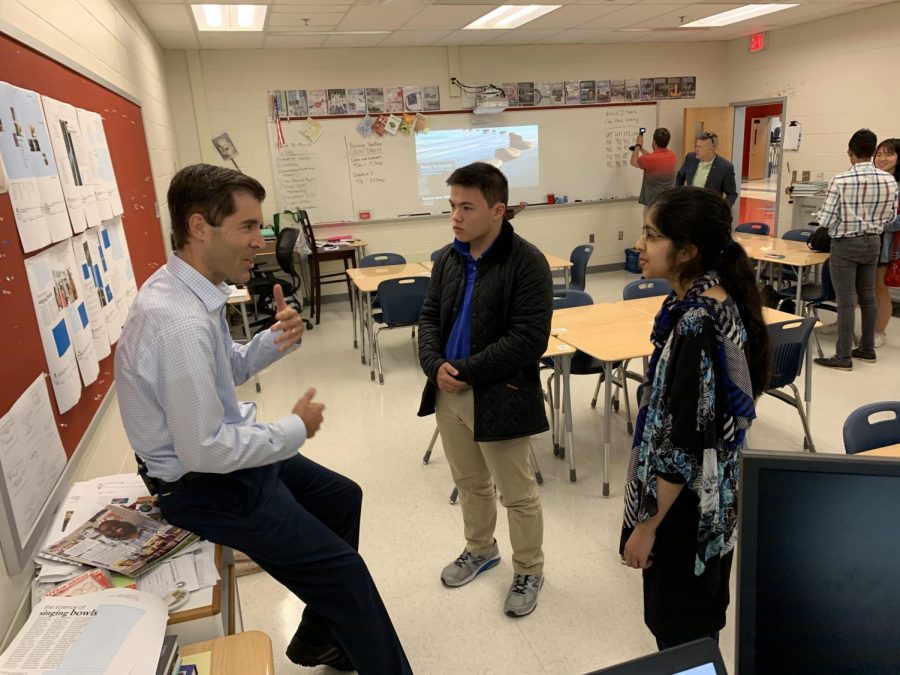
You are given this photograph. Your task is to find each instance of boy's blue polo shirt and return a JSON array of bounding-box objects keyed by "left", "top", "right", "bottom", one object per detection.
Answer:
[{"left": 444, "top": 238, "right": 492, "bottom": 360}]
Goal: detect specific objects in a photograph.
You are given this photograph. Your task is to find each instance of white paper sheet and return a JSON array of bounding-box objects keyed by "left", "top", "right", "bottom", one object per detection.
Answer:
[
  {"left": 0, "top": 376, "right": 67, "bottom": 544},
  {"left": 76, "top": 109, "right": 123, "bottom": 219},
  {"left": 70, "top": 232, "right": 111, "bottom": 360},
  {"left": 0, "top": 588, "right": 168, "bottom": 675},
  {"left": 25, "top": 240, "right": 100, "bottom": 406},
  {"left": 0, "top": 82, "right": 70, "bottom": 251},
  {"left": 100, "top": 216, "right": 137, "bottom": 315},
  {"left": 41, "top": 95, "right": 102, "bottom": 233}
]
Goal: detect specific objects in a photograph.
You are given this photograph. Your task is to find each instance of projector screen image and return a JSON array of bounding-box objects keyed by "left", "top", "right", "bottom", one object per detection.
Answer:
[{"left": 415, "top": 125, "right": 539, "bottom": 205}]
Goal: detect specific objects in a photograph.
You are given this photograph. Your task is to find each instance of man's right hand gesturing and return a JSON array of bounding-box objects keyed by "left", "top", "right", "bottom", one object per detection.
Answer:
[{"left": 293, "top": 388, "right": 325, "bottom": 438}]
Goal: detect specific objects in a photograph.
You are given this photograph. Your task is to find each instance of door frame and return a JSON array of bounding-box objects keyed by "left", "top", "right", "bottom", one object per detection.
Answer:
[{"left": 730, "top": 96, "right": 788, "bottom": 234}]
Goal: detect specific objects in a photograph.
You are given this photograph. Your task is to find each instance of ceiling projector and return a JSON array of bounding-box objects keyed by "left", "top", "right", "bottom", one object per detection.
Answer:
[{"left": 473, "top": 92, "right": 508, "bottom": 115}]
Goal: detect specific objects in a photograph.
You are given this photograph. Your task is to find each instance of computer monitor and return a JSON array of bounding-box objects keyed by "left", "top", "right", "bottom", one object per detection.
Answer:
[{"left": 737, "top": 451, "right": 900, "bottom": 674}]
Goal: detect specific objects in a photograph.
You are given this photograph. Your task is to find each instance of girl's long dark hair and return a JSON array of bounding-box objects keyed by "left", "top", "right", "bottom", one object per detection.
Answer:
[{"left": 650, "top": 187, "right": 772, "bottom": 398}]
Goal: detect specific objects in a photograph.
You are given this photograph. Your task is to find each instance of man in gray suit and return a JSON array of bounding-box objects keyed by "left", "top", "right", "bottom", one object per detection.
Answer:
[{"left": 676, "top": 131, "right": 738, "bottom": 206}]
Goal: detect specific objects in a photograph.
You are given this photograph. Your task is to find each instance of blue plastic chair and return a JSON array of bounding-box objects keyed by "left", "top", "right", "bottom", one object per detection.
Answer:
[
  {"left": 554, "top": 245, "right": 593, "bottom": 291},
  {"left": 371, "top": 276, "right": 428, "bottom": 384},
  {"left": 360, "top": 252, "right": 406, "bottom": 268},
  {"left": 430, "top": 248, "right": 443, "bottom": 262},
  {"left": 622, "top": 278, "right": 672, "bottom": 300},
  {"left": 765, "top": 228, "right": 817, "bottom": 285},
  {"left": 736, "top": 222, "right": 771, "bottom": 236},
  {"left": 843, "top": 402, "right": 900, "bottom": 454},
  {"left": 765, "top": 318, "right": 818, "bottom": 452},
  {"left": 776, "top": 260, "right": 835, "bottom": 358}
]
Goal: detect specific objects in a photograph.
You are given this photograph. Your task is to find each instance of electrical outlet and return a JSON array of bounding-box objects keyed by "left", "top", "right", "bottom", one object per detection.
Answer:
[
  {"left": 589, "top": 233, "right": 595, "bottom": 243},
  {"left": 617, "top": 230, "right": 623, "bottom": 240}
]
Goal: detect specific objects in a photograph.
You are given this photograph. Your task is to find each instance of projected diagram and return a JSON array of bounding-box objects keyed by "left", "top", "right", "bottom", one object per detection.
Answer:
[{"left": 415, "top": 125, "right": 539, "bottom": 205}]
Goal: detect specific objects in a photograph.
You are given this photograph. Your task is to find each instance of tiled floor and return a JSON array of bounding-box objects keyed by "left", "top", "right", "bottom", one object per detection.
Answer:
[{"left": 234, "top": 269, "right": 900, "bottom": 674}]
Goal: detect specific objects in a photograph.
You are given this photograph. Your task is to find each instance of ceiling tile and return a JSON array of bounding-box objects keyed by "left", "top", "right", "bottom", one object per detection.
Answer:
[
  {"left": 536, "top": 28, "right": 614, "bottom": 43},
  {"left": 268, "top": 12, "right": 343, "bottom": 28},
  {"left": 378, "top": 30, "right": 454, "bottom": 46},
  {"left": 433, "top": 29, "right": 513, "bottom": 45},
  {"left": 519, "top": 5, "right": 627, "bottom": 29},
  {"left": 133, "top": 3, "right": 194, "bottom": 32},
  {"left": 337, "top": 4, "right": 429, "bottom": 31},
  {"left": 322, "top": 33, "right": 391, "bottom": 48},
  {"left": 400, "top": 5, "right": 502, "bottom": 30},
  {"left": 153, "top": 30, "right": 201, "bottom": 49},
  {"left": 262, "top": 34, "right": 329, "bottom": 48},
  {"left": 486, "top": 29, "right": 568, "bottom": 45},
  {"left": 643, "top": 4, "right": 743, "bottom": 29},
  {"left": 580, "top": 4, "right": 688, "bottom": 29},
  {"left": 198, "top": 33, "right": 266, "bottom": 48}
]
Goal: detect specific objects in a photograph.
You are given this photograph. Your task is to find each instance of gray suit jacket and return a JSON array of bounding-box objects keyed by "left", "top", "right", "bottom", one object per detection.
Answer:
[{"left": 676, "top": 153, "right": 738, "bottom": 206}]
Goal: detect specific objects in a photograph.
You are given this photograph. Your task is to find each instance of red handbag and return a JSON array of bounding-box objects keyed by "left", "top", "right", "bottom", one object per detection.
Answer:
[{"left": 885, "top": 231, "right": 900, "bottom": 287}]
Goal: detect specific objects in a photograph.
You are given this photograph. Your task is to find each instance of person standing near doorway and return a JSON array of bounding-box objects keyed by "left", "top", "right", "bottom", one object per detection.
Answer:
[{"left": 676, "top": 132, "right": 738, "bottom": 207}]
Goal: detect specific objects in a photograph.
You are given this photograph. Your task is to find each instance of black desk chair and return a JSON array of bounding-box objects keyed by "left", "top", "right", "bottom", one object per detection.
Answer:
[{"left": 246, "top": 227, "right": 311, "bottom": 332}]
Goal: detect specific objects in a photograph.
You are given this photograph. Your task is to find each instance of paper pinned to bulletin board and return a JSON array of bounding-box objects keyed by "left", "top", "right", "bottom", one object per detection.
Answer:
[{"left": 784, "top": 121, "right": 801, "bottom": 151}]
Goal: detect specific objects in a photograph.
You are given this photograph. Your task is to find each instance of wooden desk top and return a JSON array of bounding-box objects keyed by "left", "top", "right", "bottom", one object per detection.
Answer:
[
  {"left": 544, "top": 253, "right": 573, "bottom": 269},
  {"left": 859, "top": 444, "right": 900, "bottom": 458},
  {"left": 552, "top": 303, "right": 650, "bottom": 333},
  {"left": 735, "top": 232, "right": 829, "bottom": 267},
  {"left": 558, "top": 319, "right": 655, "bottom": 363},
  {"left": 420, "top": 261, "right": 434, "bottom": 272},
  {"left": 348, "top": 263, "right": 430, "bottom": 292},
  {"left": 618, "top": 296, "right": 822, "bottom": 328},
  {"left": 544, "top": 335, "right": 576, "bottom": 358},
  {"left": 181, "top": 631, "right": 274, "bottom": 675},
  {"left": 226, "top": 287, "right": 251, "bottom": 304}
]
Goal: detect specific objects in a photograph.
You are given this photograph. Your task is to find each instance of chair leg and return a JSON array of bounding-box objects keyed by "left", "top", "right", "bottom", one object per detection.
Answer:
[
  {"left": 423, "top": 427, "right": 440, "bottom": 464},
  {"left": 373, "top": 327, "right": 385, "bottom": 384},
  {"left": 619, "top": 363, "right": 634, "bottom": 436},
  {"left": 449, "top": 486, "right": 459, "bottom": 504},
  {"left": 590, "top": 374, "right": 603, "bottom": 408},
  {"left": 787, "top": 383, "right": 816, "bottom": 453}
]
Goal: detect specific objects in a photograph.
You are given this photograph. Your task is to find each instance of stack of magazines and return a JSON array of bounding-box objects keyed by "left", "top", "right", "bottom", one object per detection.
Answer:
[{"left": 790, "top": 181, "right": 828, "bottom": 196}]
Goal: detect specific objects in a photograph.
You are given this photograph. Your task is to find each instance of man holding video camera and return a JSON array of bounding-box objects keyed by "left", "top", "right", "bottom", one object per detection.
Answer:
[{"left": 630, "top": 127, "right": 677, "bottom": 207}]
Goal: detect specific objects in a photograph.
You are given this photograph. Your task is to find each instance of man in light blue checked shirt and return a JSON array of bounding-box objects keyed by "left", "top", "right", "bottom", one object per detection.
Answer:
[
  {"left": 813, "top": 129, "right": 899, "bottom": 371},
  {"left": 115, "top": 164, "right": 410, "bottom": 673}
]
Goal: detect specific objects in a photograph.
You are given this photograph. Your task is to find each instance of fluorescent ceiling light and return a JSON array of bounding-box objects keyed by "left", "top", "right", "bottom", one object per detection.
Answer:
[
  {"left": 464, "top": 5, "right": 561, "bottom": 30},
  {"left": 191, "top": 4, "right": 268, "bottom": 32},
  {"left": 681, "top": 4, "right": 798, "bottom": 28}
]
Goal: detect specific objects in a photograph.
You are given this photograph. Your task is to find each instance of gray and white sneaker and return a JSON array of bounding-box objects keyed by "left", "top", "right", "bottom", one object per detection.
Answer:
[
  {"left": 504, "top": 573, "right": 544, "bottom": 617},
  {"left": 441, "top": 541, "right": 501, "bottom": 587}
]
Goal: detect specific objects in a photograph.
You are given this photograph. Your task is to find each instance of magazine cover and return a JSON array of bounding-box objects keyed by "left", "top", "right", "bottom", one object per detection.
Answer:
[
  {"left": 299, "top": 117, "right": 324, "bottom": 143},
  {"left": 654, "top": 77, "right": 669, "bottom": 99},
  {"left": 366, "top": 87, "right": 385, "bottom": 114},
  {"left": 501, "top": 82, "right": 519, "bottom": 107},
  {"left": 327, "top": 89, "right": 348, "bottom": 115},
  {"left": 579, "top": 80, "right": 596, "bottom": 104},
  {"left": 548, "top": 81, "right": 565, "bottom": 105},
  {"left": 43, "top": 505, "right": 198, "bottom": 577},
  {"left": 357, "top": 116, "right": 375, "bottom": 137},
  {"left": 372, "top": 115, "right": 388, "bottom": 136},
  {"left": 610, "top": 80, "right": 626, "bottom": 103},
  {"left": 286, "top": 89, "right": 308, "bottom": 118},
  {"left": 422, "top": 85, "right": 441, "bottom": 111},
  {"left": 682, "top": 76, "right": 696, "bottom": 98},
  {"left": 267, "top": 90, "right": 287, "bottom": 120},
  {"left": 384, "top": 86, "right": 404, "bottom": 113},
  {"left": 668, "top": 77, "right": 682, "bottom": 98},
  {"left": 625, "top": 80, "right": 640, "bottom": 102},
  {"left": 398, "top": 112, "right": 416, "bottom": 134},
  {"left": 347, "top": 88, "right": 366, "bottom": 114},
  {"left": 565, "top": 81, "right": 580, "bottom": 105},
  {"left": 384, "top": 114, "right": 401, "bottom": 135},
  {"left": 44, "top": 569, "right": 113, "bottom": 598},
  {"left": 640, "top": 78, "right": 654, "bottom": 101},
  {"left": 307, "top": 89, "right": 328, "bottom": 116},
  {"left": 595, "top": 79, "right": 611, "bottom": 104},
  {"left": 517, "top": 82, "right": 535, "bottom": 106},
  {"left": 403, "top": 86, "right": 422, "bottom": 111},
  {"left": 414, "top": 113, "right": 430, "bottom": 133}
]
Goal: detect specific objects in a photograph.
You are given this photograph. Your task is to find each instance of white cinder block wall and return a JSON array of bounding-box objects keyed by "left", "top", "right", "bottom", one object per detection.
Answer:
[{"left": 0, "top": 0, "right": 178, "bottom": 644}]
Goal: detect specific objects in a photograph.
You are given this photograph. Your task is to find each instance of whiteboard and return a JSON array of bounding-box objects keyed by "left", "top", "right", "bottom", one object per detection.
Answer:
[{"left": 268, "top": 103, "right": 657, "bottom": 223}]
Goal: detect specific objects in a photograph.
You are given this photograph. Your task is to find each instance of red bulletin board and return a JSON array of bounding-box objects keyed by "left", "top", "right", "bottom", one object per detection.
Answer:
[{"left": 0, "top": 32, "right": 166, "bottom": 458}]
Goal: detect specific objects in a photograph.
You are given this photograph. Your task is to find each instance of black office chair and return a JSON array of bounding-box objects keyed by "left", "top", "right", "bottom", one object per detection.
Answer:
[{"left": 246, "top": 227, "right": 312, "bottom": 332}]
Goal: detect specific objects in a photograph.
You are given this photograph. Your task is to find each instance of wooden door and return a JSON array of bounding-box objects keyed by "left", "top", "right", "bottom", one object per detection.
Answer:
[
  {"left": 747, "top": 117, "right": 770, "bottom": 180},
  {"left": 682, "top": 106, "right": 734, "bottom": 161}
]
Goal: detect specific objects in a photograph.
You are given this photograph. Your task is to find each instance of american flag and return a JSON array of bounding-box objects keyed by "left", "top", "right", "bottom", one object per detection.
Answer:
[{"left": 273, "top": 97, "right": 285, "bottom": 147}]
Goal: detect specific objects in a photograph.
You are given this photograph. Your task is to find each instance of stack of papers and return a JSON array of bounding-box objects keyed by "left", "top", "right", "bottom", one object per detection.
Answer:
[{"left": 791, "top": 181, "right": 828, "bottom": 195}]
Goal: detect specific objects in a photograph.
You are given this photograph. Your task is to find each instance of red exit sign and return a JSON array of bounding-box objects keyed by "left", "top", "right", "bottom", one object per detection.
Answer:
[{"left": 749, "top": 32, "right": 767, "bottom": 52}]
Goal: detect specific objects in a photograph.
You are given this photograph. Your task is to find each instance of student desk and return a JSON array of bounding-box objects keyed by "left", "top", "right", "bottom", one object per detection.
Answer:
[
  {"left": 347, "top": 263, "right": 431, "bottom": 380},
  {"left": 421, "top": 252, "right": 573, "bottom": 282},
  {"left": 735, "top": 232, "right": 830, "bottom": 312},
  {"left": 859, "top": 444, "right": 900, "bottom": 458},
  {"left": 552, "top": 303, "right": 655, "bottom": 494},
  {"left": 167, "top": 545, "right": 231, "bottom": 645},
  {"left": 181, "top": 630, "right": 274, "bottom": 675},
  {"left": 544, "top": 336, "right": 577, "bottom": 481}
]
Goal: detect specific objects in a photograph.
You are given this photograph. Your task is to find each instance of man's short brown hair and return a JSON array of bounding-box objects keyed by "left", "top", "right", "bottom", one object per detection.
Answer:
[
  {"left": 168, "top": 164, "right": 265, "bottom": 249},
  {"left": 653, "top": 128, "right": 671, "bottom": 148}
]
